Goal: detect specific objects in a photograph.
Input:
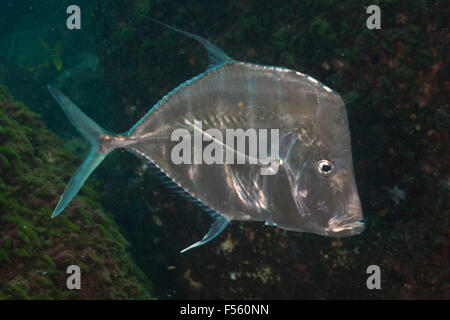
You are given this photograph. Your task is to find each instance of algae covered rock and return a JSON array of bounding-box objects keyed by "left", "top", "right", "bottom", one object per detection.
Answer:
[{"left": 0, "top": 84, "right": 153, "bottom": 299}]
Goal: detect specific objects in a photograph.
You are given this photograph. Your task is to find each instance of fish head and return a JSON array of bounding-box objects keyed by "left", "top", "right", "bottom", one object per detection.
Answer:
[
  {"left": 288, "top": 95, "right": 364, "bottom": 237},
  {"left": 297, "top": 148, "right": 365, "bottom": 237}
]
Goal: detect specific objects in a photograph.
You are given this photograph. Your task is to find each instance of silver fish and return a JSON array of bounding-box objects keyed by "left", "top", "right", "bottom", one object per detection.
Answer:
[{"left": 48, "top": 18, "right": 364, "bottom": 253}]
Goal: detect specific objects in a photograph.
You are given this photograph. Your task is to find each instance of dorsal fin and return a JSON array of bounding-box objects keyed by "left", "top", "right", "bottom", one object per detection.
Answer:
[
  {"left": 180, "top": 213, "right": 230, "bottom": 253},
  {"left": 143, "top": 17, "right": 233, "bottom": 70}
]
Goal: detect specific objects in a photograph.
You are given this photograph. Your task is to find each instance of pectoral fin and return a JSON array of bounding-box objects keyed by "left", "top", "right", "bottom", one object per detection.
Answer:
[{"left": 180, "top": 213, "right": 230, "bottom": 253}]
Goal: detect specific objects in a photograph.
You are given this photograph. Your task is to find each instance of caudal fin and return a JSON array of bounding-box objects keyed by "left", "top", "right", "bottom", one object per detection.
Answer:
[{"left": 47, "top": 85, "right": 111, "bottom": 218}]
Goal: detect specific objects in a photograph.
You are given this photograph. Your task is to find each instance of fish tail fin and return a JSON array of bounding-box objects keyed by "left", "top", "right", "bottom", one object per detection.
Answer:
[{"left": 47, "top": 85, "right": 112, "bottom": 218}]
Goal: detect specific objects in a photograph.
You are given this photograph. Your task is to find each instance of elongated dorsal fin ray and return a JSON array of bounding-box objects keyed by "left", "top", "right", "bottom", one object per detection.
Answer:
[
  {"left": 143, "top": 17, "right": 233, "bottom": 70},
  {"left": 180, "top": 213, "right": 230, "bottom": 253}
]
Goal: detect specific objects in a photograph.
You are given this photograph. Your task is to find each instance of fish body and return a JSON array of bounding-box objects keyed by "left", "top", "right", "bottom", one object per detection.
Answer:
[{"left": 48, "top": 18, "right": 364, "bottom": 252}]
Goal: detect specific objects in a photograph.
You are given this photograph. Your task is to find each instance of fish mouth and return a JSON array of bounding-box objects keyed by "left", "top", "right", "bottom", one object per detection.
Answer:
[
  {"left": 324, "top": 205, "right": 365, "bottom": 237},
  {"left": 325, "top": 219, "right": 365, "bottom": 237}
]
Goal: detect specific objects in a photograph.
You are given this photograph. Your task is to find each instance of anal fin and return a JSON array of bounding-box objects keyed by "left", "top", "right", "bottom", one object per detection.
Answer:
[{"left": 180, "top": 213, "right": 230, "bottom": 253}]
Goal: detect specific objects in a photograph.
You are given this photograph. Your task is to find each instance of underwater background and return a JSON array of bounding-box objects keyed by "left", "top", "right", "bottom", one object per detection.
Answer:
[{"left": 0, "top": 0, "right": 448, "bottom": 299}]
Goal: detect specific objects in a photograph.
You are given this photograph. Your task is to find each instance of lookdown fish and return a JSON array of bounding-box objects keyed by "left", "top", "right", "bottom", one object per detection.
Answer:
[{"left": 47, "top": 18, "right": 365, "bottom": 253}]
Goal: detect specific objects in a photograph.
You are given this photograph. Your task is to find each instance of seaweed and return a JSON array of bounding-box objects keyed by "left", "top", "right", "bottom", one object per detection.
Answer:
[{"left": 0, "top": 84, "right": 154, "bottom": 299}]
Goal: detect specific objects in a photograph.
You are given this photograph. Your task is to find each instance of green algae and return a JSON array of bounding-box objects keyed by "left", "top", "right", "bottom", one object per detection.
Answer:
[{"left": 0, "top": 84, "right": 154, "bottom": 299}]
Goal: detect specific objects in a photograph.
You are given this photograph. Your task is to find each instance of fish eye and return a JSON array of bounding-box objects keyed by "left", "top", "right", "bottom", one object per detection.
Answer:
[{"left": 317, "top": 159, "right": 335, "bottom": 177}]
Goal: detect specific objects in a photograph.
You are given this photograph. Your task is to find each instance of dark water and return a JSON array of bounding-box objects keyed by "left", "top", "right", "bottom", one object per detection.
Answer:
[{"left": 0, "top": 0, "right": 448, "bottom": 299}]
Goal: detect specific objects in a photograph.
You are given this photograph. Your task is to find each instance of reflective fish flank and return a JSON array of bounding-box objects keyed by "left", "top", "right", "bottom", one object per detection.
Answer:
[{"left": 47, "top": 18, "right": 364, "bottom": 253}]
